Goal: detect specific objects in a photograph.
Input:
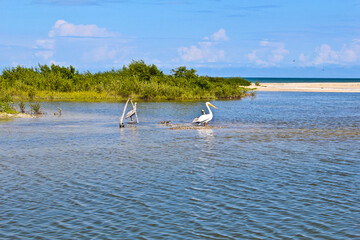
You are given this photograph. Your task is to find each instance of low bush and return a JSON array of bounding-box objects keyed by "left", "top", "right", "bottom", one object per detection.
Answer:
[
  {"left": 18, "top": 102, "right": 25, "bottom": 113},
  {"left": 30, "top": 102, "right": 41, "bottom": 114}
]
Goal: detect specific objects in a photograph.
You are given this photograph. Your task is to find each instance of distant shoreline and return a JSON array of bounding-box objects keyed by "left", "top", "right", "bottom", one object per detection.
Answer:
[
  {"left": 251, "top": 82, "right": 360, "bottom": 93},
  {"left": 246, "top": 78, "right": 360, "bottom": 83}
]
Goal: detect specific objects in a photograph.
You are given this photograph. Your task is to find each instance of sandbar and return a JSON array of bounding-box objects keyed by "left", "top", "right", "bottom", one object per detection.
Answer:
[
  {"left": 169, "top": 124, "right": 224, "bottom": 130},
  {"left": 0, "top": 113, "right": 36, "bottom": 119},
  {"left": 251, "top": 82, "right": 360, "bottom": 92}
]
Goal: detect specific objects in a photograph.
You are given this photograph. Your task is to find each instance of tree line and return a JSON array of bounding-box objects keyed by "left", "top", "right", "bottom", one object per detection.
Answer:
[{"left": 0, "top": 60, "right": 251, "bottom": 101}]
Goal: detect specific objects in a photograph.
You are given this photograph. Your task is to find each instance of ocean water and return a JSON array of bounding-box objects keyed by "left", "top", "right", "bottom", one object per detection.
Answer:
[
  {"left": 246, "top": 77, "right": 360, "bottom": 83},
  {"left": 1, "top": 92, "right": 359, "bottom": 239}
]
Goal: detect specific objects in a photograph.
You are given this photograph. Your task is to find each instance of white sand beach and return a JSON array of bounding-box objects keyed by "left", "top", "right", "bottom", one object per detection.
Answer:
[{"left": 251, "top": 82, "right": 360, "bottom": 92}]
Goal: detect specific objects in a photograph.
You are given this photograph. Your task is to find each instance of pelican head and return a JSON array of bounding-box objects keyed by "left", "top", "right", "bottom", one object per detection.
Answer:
[{"left": 206, "top": 102, "right": 218, "bottom": 109}]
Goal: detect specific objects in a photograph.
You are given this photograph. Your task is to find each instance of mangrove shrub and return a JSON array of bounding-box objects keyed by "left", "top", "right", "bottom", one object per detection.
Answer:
[{"left": 0, "top": 60, "right": 251, "bottom": 100}]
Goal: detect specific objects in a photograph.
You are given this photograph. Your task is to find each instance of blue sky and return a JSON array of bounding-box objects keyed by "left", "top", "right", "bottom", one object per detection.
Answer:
[{"left": 1, "top": 0, "right": 359, "bottom": 77}]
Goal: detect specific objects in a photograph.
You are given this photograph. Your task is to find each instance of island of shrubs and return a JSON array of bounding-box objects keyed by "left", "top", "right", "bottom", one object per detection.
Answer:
[{"left": 0, "top": 60, "right": 252, "bottom": 106}]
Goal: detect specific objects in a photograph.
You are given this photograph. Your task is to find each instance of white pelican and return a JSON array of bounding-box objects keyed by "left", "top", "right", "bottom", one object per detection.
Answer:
[
  {"left": 125, "top": 102, "right": 137, "bottom": 121},
  {"left": 192, "top": 102, "right": 218, "bottom": 126}
]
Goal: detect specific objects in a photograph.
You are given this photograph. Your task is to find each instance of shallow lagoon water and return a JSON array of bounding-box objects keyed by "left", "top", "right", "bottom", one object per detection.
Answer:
[{"left": 1, "top": 92, "right": 359, "bottom": 239}]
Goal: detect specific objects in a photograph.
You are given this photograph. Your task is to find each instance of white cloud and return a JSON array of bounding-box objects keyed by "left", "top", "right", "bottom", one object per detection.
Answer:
[
  {"left": 82, "top": 44, "right": 132, "bottom": 63},
  {"left": 35, "top": 50, "right": 54, "bottom": 60},
  {"left": 49, "top": 60, "right": 68, "bottom": 66},
  {"left": 48, "top": 20, "right": 115, "bottom": 38},
  {"left": 299, "top": 40, "right": 360, "bottom": 66},
  {"left": 211, "top": 28, "right": 229, "bottom": 42},
  {"left": 33, "top": 19, "right": 130, "bottom": 63},
  {"left": 313, "top": 44, "right": 338, "bottom": 65},
  {"left": 248, "top": 40, "right": 289, "bottom": 66},
  {"left": 339, "top": 40, "right": 360, "bottom": 63},
  {"left": 341, "top": 48, "right": 357, "bottom": 62},
  {"left": 247, "top": 50, "right": 267, "bottom": 65},
  {"left": 34, "top": 39, "right": 55, "bottom": 60},
  {"left": 178, "top": 29, "right": 228, "bottom": 62},
  {"left": 298, "top": 53, "right": 308, "bottom": 62},
  {"left": 83, "top": 45, "right": 117, "bottom": 62},
  {"left": 179, "top": 45, "right": 203, "bottom": 61},
  {"left": 35, "top": 39, "right": 55, "bottom": 49}
]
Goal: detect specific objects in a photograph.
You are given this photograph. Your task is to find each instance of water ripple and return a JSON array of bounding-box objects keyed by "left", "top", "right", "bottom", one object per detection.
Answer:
[{"left": 1, "top": 93, "right": 359, "bottom": 239}]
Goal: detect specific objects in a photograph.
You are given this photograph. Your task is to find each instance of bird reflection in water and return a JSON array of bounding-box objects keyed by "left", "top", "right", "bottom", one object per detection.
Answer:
[
  {"left": 197, "top": 128, "right": 216, "bottom": 155},
  {"left": 197, "top": 128, "right": 214, "bottom": 139}
]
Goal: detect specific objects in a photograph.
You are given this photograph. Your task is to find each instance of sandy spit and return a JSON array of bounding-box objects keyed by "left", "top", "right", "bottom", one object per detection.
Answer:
[{"left": 250, "top": 82, "right": 360, "bottom": 92}]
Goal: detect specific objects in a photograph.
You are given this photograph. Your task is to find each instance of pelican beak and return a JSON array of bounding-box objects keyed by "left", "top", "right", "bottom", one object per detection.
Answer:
[{"left": 208, "top": 103, "right": 218, "bottom": 109}]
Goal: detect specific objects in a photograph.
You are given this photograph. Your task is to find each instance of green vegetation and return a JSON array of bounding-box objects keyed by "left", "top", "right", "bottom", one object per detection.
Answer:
[
  {"left": 0, "top": 60, "right": 251, "bottom": 102},
  {"left": 18, "top": 102, "right": 25, "bottom": 113},
  {"left": 30, "top": 102, "right": 41, "bottom": 114},
  {"left": 0, "top": 93, "right": 17, "bottom": 113}
]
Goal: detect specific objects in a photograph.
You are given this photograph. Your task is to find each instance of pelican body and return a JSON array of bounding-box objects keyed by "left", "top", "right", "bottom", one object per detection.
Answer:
[{"left": 192, "top": 102, "right": 218, "bottom": 126}]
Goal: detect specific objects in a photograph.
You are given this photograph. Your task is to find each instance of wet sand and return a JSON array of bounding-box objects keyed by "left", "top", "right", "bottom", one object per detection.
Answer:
[
  {"left": 251, "top": 82, "right": 360, "bottom": 92},
  {"left": 0, "top": 113, "right": 36, "bottom": 119}
]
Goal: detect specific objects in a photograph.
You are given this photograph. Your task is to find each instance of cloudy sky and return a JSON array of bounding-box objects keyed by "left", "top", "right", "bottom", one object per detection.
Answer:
[{"left": 1, "top": 0, "right": 359, "bottom": 77}]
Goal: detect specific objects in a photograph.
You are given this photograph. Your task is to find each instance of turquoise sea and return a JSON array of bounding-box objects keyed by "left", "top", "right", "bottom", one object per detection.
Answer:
[{"left": 1, "top": 91, "right": 359, "bottom": 239}]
